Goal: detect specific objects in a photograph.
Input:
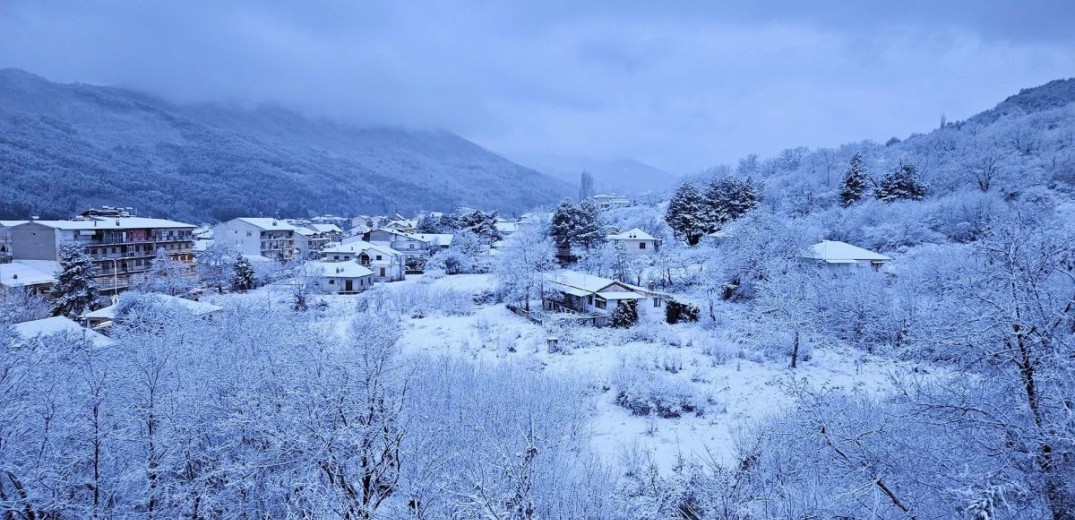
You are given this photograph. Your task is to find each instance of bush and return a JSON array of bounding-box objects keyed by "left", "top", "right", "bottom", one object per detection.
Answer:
[
  {"left": 354, "top": 285, "right": 474, "bottom": 318},
  {"left": 611, "top": 363, "right": 705, "bottom": 419},
  {"left": 665, "top": 300, "right": 700, "bottom": 324},
  {"left": 609, "top": 300, "right": 639, "bottom": 328}
]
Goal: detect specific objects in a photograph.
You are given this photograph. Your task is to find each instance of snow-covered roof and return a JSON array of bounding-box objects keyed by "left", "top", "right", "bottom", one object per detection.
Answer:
[
  {"left": 494, "top": 222, "right": 518, "bottom": 233},
  {"left": 596, "top": 291, "right": 647, "bottom": 300},
  {"left": 322, "top": 241, "right": 403, "bottom": 258},
  {"left": 410, "top": 233, "right": 454, "bottom": 246},
  {"left": 0, "top": 220, "right": 28, "bottom": 227},
  {"left": 607, "top": 228, "right": 655, "bottom": 241},
  {"left": 292, "top": 227, "right": 316, "bottom": 237},
  {"left": 234, "top": 218, "right": 297, "bottom": 231},
  {"left": 308, "top": 223, "right": 342, "bottom": 233},
  {"left": 83, "top": 294, "right": 222, "bottom": 321},
  {"left": 29, "top": 217, "right": 195, "bottom": 230},
  {"left": 807, "top": 240, "right": 892, "bottom": 263},
  {"left": 14, "top": 317, "right": 114, "bottom": 347},
  {"left": 0, "top": 260, "right": 58, "bottom": 288},
  {"left": 307, "top": 261, "right": 373, "bottom": 279}
]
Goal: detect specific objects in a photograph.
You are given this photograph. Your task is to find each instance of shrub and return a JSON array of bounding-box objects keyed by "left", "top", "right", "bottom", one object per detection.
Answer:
[
  {"left": 609, "top": 300, "right": 639, "bottom": 328},
  {"left": 612, "top": 363, "right": 705, "bottom": 419},
  {"left": 665, "top": 300, "right": 701, "bottom": 324}
]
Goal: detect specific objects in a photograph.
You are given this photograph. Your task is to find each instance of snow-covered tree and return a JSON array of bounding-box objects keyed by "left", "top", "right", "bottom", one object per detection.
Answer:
[
  {"left": 141, "top": 248, "right": 196, "bottom": 296},
  {"left": 51, "top": 244, "right": 99, "bottom": 318},
  {"left": 876, "top": 163, "right": 928, "bottom": 202},
  {"left": 608, "top": 300, "right": 638, "bottom": 328},
  {"left": 195, "top": 242, "right": 238, "bottom": 293},
  {"left": 702, "top": 176, "right": 759, "bottom": 230},
  {"left": 495, "top": 226, "right": 557, "bottom": 311},
  {"left": 839, "top": 153, "right": 870, "bottom": 207},
  {"left": 231, "top": 255, "right": 256, "bottom": 292},
  {"left": 579, "top": 170, "right": 595, "bottom": 201},
  {"left": 665, "top": 183, "right": 707, "bottom": 246}
]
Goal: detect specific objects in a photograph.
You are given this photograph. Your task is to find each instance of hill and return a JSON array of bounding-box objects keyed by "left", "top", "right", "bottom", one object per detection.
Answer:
[{"left": 0, "top": 69, "right": 571, "bottom": 222}]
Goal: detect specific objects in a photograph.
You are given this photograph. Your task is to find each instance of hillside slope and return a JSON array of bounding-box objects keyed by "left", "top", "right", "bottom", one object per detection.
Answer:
[
  {"left": 509, "top": 152, "right": 679, "bottom": 196},
  {"left": 0, "top": 69, "right": 570, "bottom": 222}
]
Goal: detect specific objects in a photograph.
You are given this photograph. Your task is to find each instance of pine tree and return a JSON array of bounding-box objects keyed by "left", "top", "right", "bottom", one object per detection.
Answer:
[
  {"left": 573, "top": 200, "right": 603, "bottom": 250},
  {"left": 232, "top": 256, "right": 256, "bottom": 292},
  {"left": 608, "top": 300, "right": 638, "bottom": 328},
  {"left": 550, "top": 199, "right": 579, "bottom": 250},
  {"left": 665, "top": 183, "right": 707, "bottom": 246},
  {"left": 876, "top": 163, "right": 928, "bottom": 202},
  {"left": 51, "top": 244, "right": 99, "bottom": 318},
  {"left": 840, "top": 153, "right": 870, "bottom": 207},
  {"left": 702, "top": 177, "right": 759, "bottom": 232}
]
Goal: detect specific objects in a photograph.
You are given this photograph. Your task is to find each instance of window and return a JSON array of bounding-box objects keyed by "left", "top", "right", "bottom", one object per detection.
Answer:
[
  {"left": 329, "top": 279, "right": 335, "bottom": 284},
  {"left": 595, "top": 298, "right": 607, "bottom": 310},
  {"left": 376, "top": 255, "right": 382, "bottom": 261},
  {"left": 654, "top": 298, "right": 662, "bottom": 308},
  {"left": 587, "top": 296, "right": 593, "bottom": 305},
  {"left": 639, "top": 242, "right": 646, "bottom": 250}
]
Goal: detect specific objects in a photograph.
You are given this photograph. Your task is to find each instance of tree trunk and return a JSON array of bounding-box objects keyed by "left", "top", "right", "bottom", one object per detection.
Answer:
[{"left": 790, "top": 330, "right": 799, "bottom": 369}]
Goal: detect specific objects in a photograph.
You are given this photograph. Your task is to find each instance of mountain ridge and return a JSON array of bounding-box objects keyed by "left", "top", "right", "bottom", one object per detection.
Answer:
[{"left": 0, "top": 68, "right": 571, "bottom": 222}]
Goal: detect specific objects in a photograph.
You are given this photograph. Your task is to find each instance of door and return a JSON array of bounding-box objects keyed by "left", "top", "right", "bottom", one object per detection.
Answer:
[{"left": 345, "top": 279, "right": 353, "bottom": 293}]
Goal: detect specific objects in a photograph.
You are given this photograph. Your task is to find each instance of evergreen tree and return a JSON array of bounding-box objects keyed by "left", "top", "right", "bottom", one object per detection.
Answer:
[
  {"left": 608, "top": 300, "right": 638, "bottom": 328},
  {"left": 415, "top": 214, "right": 442, "bottom": 234},
  {"left": 876, "top": 163, "right": 928, "bottom": 202},
  {"left": 839, "top": 153, "right": 870, "bottom": 207},
  {"left": 232, "top": 256, "right": 256, "bottom": 293},
  {"left": 573, "top": 200, "right": 603, "bottom": 250},
  {"left": 702, "top": 177, "right": 759, "bottom": 232},
  {"left": 458, "top": 210, "right": 502, "bottom": 244},
  {"left": 51, "top": 244, "right": 99, "bottom": 318},
  {"left": 665, "top": 183, "right": 707, "bottom": 246},
  {"left": 550, "top": 199, "right": 579, "bottom": 250},
  {"left": 578, "top": 170, "right": 595, "bottom": 201}
]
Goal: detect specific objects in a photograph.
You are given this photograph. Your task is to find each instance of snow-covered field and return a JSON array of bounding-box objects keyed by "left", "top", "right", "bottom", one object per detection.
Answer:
[{"left": 210, "top": 273, "right": 939, "bottom": 473}]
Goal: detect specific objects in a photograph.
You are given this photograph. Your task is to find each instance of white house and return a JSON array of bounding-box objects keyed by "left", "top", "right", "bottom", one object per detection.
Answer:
[
  {"left": 409, "top": 233, "right": 454, "bottom": 251},
  {"left": 306, "top": 261, "right": 374, "bottom": 294},
  {"left": 607, "top": 228, "right": 658, "bottom": 255},
  {"left": 591, "top": 193, "right": 631, "bottom": 210},
  {"left": 0, "top": 259, "right": 58, "bottom": 295},
  {"left": 212, "top": 218, "right": 296, "bottom": 261},
  {"left": 321, "top": 241, "right": 405, "bottom": 282},
  {"left": 367, "top": 229, "right": 436, "bottom": 257},
  {"left": 543, "top": 270, "right": 666, "bottom": 326},
  {"left": 806, "top": 240, "right": 892, "bottom": 270},
  {"left": 14, "top": 316, "right": 114, "bottom": 347}
]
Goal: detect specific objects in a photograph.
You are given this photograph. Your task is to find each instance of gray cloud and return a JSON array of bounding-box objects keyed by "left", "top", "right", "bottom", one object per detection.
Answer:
[{"left": 2, "top": 0, "right": 1074, "bottom": 173}]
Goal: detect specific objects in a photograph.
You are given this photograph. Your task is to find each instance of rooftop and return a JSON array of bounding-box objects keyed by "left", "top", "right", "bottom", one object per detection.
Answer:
[
  {"left": 608, "top": 228, "right": 655, "bottom": 241},
  {"left": 14, "top": 316, "right": 114, "bottom": 347},
  {"left": 807, "top": 240, "right": 892, "bottom": 263}
]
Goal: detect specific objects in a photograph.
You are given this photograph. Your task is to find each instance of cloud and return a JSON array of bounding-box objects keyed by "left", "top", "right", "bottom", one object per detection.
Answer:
[{"left": 2, "top": 0, "right": 1074, "bottom": 173}]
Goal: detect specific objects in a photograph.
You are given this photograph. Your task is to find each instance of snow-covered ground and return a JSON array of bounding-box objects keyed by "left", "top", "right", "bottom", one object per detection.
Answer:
[{"left": 211, "top": 273, "right": 940, "bottom": 473}]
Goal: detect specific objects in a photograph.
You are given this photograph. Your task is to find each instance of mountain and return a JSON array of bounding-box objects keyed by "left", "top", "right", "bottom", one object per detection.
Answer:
[
  {"left": 509, "top": 152, "right": 679, "bottom": 196},
  {"left": 0, "top": 69, "right": 571, "bottom": 222},
  {"left": 969, "top": 77, "right": 1075, "bottom": 125}
]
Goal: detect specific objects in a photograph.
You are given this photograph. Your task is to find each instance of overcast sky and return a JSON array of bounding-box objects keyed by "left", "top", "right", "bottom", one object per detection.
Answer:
[{"left": 2, "top": 1, "right": 1074, "bottom": 173}]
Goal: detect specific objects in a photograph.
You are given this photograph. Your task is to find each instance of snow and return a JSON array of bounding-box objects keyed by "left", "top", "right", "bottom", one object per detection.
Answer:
[
  {"left": 83, "top": 294, "right": 222, "bottom": 320},
  {"left": 209, "top": 270, "right": 934, "bottom": 475},
  {"left": 234, "top": 217, "right": 298, "bottom": 231},
  {"left": 0, "top": 259, "right": 58, "bottom": 288},
  {"left": 608, "top": 228, "right": 656, "bottom": 241},
  {"left": 14, "top": 316, "right": 115, "bottom": 347},
  {"left": 807, "top": 240, "right": 892, "bottom": 262},
  {"left": 30, "top": 217, "right": 196, "bottom": 230}
]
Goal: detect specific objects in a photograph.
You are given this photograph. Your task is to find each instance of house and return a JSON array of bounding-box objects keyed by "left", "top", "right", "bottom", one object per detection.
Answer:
[
  {"left": 321, "top": 241, "right": 405, "bottom": 282},
  {"left": 591, "top": 193, "right": 631, "bottom": 210},
  {"left": 292, "top": 226, "right": 337, "bottom": 260},
  {"left": 13, "top": 316, "right": 114, "bottom": 347},
  {"left": 211, "top": 218, "right": 296, "bottom": 261},
  {"left": 0, "top": 220, "right": 28, "bottom": 264},
  {"left": 9, "top": 216, "right": 196, "bottom": 294},
  {"left": 805, "top": 240, "right": 892, "bottom": 270},
  {"left": 409, "top": 233, "right": 454, "bottom": 251},
  {"left": 607, "top": 228, "right": 658, "bottom": 255},
  {"left": 494, "top": 219, "right": 518, "bottom": 236},
  {"left": 0, "top": 259, "right": 58, "bottom": 295},
  {"left": 367, "top": 229, "right": 434, "bottom": 257},
  {"left": 82, "top": 293, "right": 222, "bottom": 330},
  {"left": 306, "top": 261, "right": 374, "bottom": 295},
  {"left": 543, "top": 270, "right": 666, "bottom": 326},
  {"left": 307, "top": 223, "right": 344, "bottom": 242}
]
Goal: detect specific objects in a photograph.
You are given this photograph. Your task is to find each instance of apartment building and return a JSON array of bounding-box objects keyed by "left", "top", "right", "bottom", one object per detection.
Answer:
[
  {"left": 0, "top": 220, "right": 27, "bottom": 264},
  {"left": 9, "top": 217, "right": 196, "bottom": 293},
  {"left": 211, "top": 218, "right": 296, "bottom": 261}
]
